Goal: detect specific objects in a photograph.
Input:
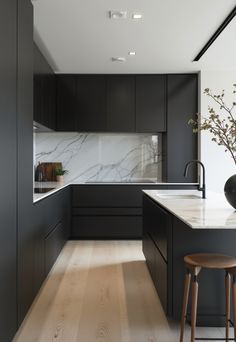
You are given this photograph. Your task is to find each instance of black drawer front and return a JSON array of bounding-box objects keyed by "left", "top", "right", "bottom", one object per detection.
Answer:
[
  {"left": 45, "top": 222, "right": 65, "bottom": 275},
  {"left": 143, "top": 234, "right": 168, "bottom": 314},
  {"left": 72, "top": 216, "right": 142, "bottom": 238},
  {"left": 144, "top": 195, "right": 169, "bottom": 261},
  {"left": 72, "top": 207, "right": 142, "bottom": 216},
  {"left": 72, "top": 185, "right": 143, "bottom": 207}
]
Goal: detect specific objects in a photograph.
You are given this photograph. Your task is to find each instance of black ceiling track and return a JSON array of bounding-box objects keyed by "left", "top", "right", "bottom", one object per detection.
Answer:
[{"left": 193, "top": 6, "right": 236, "bottom": 61}]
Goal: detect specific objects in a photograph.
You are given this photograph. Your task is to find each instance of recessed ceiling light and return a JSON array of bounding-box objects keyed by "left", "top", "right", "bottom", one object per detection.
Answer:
[
  {"left": 109, "top": 10, "right": 127, "bottom": 19},
  {"left": 111, "top": 57, "right": 126, "bottom": 62},
  {"left": 132, "top": 13, "right": 143, "bottom": 20},
  {"left": 129, "top": 51, "right": 136, "bottom": 56}
]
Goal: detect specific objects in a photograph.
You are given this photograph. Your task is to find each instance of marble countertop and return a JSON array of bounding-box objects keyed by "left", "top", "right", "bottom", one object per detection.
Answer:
[
  {"left": 143, "top": 189, "right": 236, "bottom": 229},
  {"left": 33, "top": 181, "right": 198, "bottom": 204}
]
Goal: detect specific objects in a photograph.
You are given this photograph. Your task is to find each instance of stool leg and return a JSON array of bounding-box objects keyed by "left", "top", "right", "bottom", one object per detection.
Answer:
[
  {"left": 180, "top": 269, "right": 191, "bottom": 342},
  {"left": 225, "top": 271, "right": 231, "bottom": 341},
  {"left": 191, "top": 272, "right": 199, "bottom": 342},
  {"left": 232, "top": 275, "right": 236, "bottom": 342}
]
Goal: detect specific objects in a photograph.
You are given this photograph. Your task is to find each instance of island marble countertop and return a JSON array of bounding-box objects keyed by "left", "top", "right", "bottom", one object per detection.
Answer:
[{"left": 143, "top": 189, "right": 236, "bottom": 229}]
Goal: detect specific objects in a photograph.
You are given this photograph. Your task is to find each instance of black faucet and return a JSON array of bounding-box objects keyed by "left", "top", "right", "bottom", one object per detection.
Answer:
[{"left": 184, "top": 160, "right": 206, "bottom": 199}]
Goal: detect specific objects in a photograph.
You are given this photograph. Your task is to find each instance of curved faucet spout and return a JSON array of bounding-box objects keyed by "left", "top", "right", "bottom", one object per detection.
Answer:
[{"left": 184, "top": 160, "right": 206, "bottom": 199}]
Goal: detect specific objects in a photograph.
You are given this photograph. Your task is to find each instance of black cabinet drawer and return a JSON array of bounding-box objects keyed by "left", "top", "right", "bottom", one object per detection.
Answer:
[
  {"left": 72, "top": 207, "right": 142, "bottom": 216},
  {"left": 143, "top": 195, "right": 170, "bottom": 261},
  {"left": 156, "top": 248, "right": 167, "bottom": 313},
  {"left": 150, "top": 204, "right": 170, "bottom": 261},
  {"left": 72, "top": 216, "right": 142, "bottom": 238},
  {"left": 45, "top": 222, "right": 65, "bottom": 275},
  {"left": 72, "top": 185, "right": 143, "bottom": 207},
  {"left": 142, "top": 234, "right": 168, "bottom": 314}
]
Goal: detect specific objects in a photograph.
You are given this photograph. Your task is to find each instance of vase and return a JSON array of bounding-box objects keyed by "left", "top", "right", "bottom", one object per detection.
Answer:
[
  {"left": 56, "top": 175, "right": 64, "bottom": 183},
  {"left": 224, "top": 174, "right": 236, "bottom": 209}
]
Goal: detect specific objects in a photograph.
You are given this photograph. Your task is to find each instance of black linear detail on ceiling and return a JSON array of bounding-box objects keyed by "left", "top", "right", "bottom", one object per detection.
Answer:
[{"left": 193, "top": 6, "right": 236, "bottom": 61}]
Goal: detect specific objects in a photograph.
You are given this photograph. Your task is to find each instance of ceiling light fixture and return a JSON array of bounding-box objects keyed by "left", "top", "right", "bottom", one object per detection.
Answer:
[
  {"left": 109, "top": 10, "right": 127, "bottom": 19},
  {"left": 132, "top": 13, "right": 142, "bottom": 20},
  {"left": 111, "top": 57, "right": 126, "bottom": 62},
  {"left": 128, "top": 51, "right": 136, "bottom": 56}
]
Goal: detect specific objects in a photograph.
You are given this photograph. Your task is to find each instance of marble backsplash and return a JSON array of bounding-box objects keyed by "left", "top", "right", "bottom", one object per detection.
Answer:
[{"left": 34, "top": 133, "right": 162, "bottom": 183}]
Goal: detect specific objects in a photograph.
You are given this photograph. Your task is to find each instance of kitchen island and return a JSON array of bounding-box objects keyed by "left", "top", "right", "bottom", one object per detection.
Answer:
[{"left": 142, "top": 189, "right": 236, "bottom": 326}]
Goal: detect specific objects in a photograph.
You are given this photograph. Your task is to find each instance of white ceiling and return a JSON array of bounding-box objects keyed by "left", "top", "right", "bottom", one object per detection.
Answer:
[{"left": 33, "top": 0, "right": 236, "bottom": 73}]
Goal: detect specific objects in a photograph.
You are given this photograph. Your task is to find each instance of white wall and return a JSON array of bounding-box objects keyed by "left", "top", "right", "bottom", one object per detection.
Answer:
[{"left": 200, "top": 70, "right": 236, "bottom": 193}]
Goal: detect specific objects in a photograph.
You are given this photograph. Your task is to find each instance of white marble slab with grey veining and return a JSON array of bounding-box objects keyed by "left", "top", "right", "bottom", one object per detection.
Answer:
[
  {"left": 35, "top": 132, "right": 162, "bottom": 183},
  {"left": 143, "top": 189, "right": 236, "bottom": 229}
]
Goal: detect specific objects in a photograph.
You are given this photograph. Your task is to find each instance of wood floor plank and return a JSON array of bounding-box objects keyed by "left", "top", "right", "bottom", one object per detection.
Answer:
[{"left": 13, "top": 240, "right": 225, "bottom": 342}]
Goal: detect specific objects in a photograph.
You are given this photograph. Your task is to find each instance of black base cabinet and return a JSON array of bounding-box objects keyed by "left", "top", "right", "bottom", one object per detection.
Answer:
[
  {"left": 142, "top": 195, "right": 172, "bottom": 315},
  {"left": 45, "top": 221, "right": 66, "bottom": 275},
  {"left": 18, "top": 187, "right": 71, "bottom": 325},
  {"left": 71, "top": 184, "right": 197, "bottom": 239},
  {"left": 142, "top": 193, "right": 236, "bottom": 326}
]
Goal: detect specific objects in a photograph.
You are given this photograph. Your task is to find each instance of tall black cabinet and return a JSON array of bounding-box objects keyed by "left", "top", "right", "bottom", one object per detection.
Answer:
[
  {"left": 0, "top": 0, "right": 17, "bottom": 341},
  {"left": 164, "top": 74, "right": 198, "bottom": 183},
  {"left": 17, "top": 0, "right": 34, "bottom": 325}
]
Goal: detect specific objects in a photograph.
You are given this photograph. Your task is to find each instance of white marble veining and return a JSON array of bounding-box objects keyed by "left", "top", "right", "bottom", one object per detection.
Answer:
[
  {"left": 35, "top": 133, "right": 162, "bottom": 183},
  {"left": 143, "top": 189, "right": 236, "bottom": 229}
]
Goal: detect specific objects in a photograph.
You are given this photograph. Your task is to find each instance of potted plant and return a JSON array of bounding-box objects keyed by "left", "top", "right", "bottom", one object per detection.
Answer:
[
  {"left": 189, "top": 85, "right": 236, "bottom": 208},
  {"left": 55, "top": 166, "right": 68, "bottom": 183}
]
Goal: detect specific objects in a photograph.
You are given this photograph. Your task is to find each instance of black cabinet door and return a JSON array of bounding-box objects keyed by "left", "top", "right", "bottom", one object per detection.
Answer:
[
  {"left": 75, "top": 75, "right": 107, "bottom": 131},
  {"left": 0, "top": 0, "right": 17, "bottom": 340},
  {"left": 34, "top": 43, "right": 55, "bottom": 130},
  {"left": 56, "top": 75, "right": 107, "bottom": 132},
  {"left": 136, "top": 75, "right": 166, "bottom": 132},
  {"left": 165, "top": 74, "right": 198, "bottom": 182},
  {"left": 56, "top": 75, "right": 77, "bottom": 131},
  {"left": 107, "top": 75, "right": 135, "bottom": 132},
  {"left": 17, "top": 0, "right": 34, "bottom": 325}
]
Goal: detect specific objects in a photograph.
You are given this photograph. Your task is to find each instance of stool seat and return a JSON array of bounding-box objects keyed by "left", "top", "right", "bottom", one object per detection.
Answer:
[{"left": 184, "top": 253, "right": 236, "bottom": 269}]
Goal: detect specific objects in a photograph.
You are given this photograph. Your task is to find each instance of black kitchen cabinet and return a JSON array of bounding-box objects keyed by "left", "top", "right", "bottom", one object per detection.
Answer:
[
  {"left": 56, "top": 75, "right": 107, "bottom": 131},
  {"left": 142, "top": 195, "right": 172, "bottom": 315},
  {"left": 71, "top": 185, "right": 143, "bottom": 238},
  {"left": 17, "top": 0, "right": 34, "bottom": 325},
  {"left": 71, "top": 184, "right": 196, "bottom": 239},
  {"left": 164, "top": 74, "right": 198, "bottom": 182},
  {"left": 0, "top": 0, "right": 17, "bottom": 340},
  {"left": 107, "top": 75, "right": 135, "bottom": 132},
  {"left": 75, "top": 75, "right": 107, "bottom": 131},
  {"left": 45, "top": 221, "right": 65, "bottom": 276},
  {"left": 56, "top": 75, "right": 77, "bottom": 131},
  {"left": 136, "top": 75, "right": 166, "bottom": 132},
  {"left": 18, "top": 187, "right": 71, "bottom": 325},
  {"left": 34, "top": 43, "right": 56, "bottom": 130}
]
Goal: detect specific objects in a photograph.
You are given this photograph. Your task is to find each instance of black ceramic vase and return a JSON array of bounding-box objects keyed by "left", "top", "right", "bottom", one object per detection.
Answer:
[{"left": 224, "top": 174, "right": 236, "bottom": 209}]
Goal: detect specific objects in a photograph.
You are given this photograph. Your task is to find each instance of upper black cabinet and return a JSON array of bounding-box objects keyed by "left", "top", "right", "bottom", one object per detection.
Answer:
[
  {"left": 76, "top": 75, "right": 107, "bottom": 131},
  {"left": 34, "top": 43, "right": 56, "bottom": 130},
  {"left": 136, "top": 75, "right": 166, "bottom": 132},
  {"left": 56, "top": 75, "right": 107, "bottom": 132},
  {"left": 107, "top": 75, "right": 135, "bottom": 132},
  {"left": 165, "top": 74, "right": 198, "bottom": 182},
  {"left": 56, "top": 75, "right": 77, "bottom": 131}
]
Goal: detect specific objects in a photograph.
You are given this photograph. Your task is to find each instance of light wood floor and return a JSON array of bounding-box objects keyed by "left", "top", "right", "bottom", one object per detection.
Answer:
[{"left": 13, "top": 241, "right": 231, "bottom": 342}]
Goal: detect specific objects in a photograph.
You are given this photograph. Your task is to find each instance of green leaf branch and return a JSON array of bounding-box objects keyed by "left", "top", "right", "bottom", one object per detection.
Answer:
[{"left": 189, "top": 85, "right": 236, "bottom": 165}]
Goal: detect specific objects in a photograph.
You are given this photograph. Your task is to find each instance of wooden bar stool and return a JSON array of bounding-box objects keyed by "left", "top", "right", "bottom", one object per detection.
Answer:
[{"left": 180, "top": 253, "right": 236, "bottom": 342}]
